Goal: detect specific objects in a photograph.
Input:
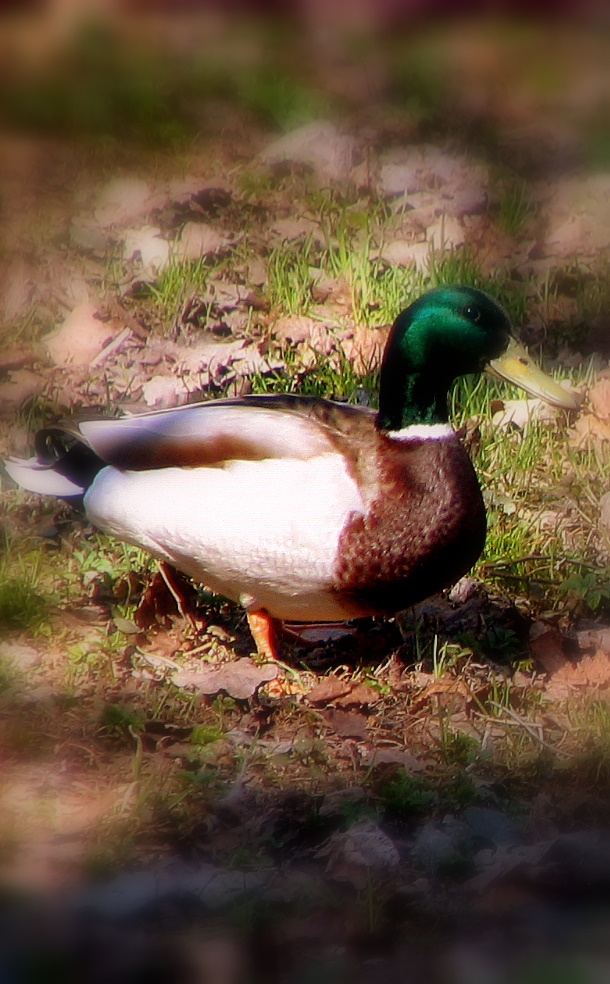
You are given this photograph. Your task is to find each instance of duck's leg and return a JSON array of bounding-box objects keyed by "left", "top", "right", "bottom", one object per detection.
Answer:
[
  {"left": 246, "top": 608, "right": 280, "bottom": 661},
  {"left": 246, "top": 608, "right": 309, "bottom": 698}
]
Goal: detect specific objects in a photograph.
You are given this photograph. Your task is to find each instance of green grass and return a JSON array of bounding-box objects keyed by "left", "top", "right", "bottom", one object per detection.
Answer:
[
  {"left": 143, "top": 257, "right": 218, "bottom": 326},
  {"left": 249, "top": 342, "right": 380, "bottom": 406},
  {"left": 190, "top": 724, "right": 225, "bottom": 747},
  {"left": 266, "top": 238, "right": 315, "bottom": 315},
  {"left": 0, "top": 575, "right": 50, "bottom": 634},
  {"left": 377, "top": 770, "right": 436, "bottom": 819},
  {"left": 0, "top": 535, "right": 56, "bottom": 636},
  {"left": 101, "top": 702, "right": 145, "bottom": 735},
  {"left": 496, "top": 179, "right": 533, "bottom": 237},
  {"left": 0, "top": 305, "right": 47, "bottom": 354}
]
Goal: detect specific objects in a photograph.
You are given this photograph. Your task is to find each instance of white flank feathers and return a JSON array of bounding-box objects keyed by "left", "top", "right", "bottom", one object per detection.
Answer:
[
  {"left": 84, "top": 453, "right": 365, "bottom": 622},
  {"left": 386, "top": 423, "right": 454, "bottom": 441}
]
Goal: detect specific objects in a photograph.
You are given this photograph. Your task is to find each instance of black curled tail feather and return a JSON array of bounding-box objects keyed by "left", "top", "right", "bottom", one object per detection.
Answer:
[{"left": 34, "top": 427, "right": 105, "bottom": 495}]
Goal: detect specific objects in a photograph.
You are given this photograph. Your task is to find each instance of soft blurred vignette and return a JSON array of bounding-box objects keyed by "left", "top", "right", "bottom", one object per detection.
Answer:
[{"left": 1, "top": 2, "right": 609, "bottom": 982}]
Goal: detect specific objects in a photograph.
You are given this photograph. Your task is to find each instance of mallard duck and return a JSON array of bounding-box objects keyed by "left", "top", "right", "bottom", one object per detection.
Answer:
[{"left": 5, "top": 286, "right": 577, "bottom": 656}]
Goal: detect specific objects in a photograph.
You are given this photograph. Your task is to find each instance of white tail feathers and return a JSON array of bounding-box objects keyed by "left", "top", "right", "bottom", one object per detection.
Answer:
[{"left": 4, "top": 457, "right": 85, "bottom": 497}]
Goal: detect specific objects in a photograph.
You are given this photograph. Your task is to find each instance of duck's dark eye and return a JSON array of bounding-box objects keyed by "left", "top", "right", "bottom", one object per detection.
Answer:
[{"left": 464, "top": 304, "right": 481, "bottom": 323}]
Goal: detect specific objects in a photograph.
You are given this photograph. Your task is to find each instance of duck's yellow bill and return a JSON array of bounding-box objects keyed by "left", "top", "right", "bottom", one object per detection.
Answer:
[{"left": 488, "top": 337, "right": 579, "bottom": 410}]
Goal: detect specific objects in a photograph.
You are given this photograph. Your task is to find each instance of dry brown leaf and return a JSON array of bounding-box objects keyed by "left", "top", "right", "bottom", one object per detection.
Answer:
[
  {"left": 576, "top": 625, "right": 610, "bottom": 653},
  {"left": 203, "top": 279, "right": 256, "bottom": 310},
  {"left": 379, "top": 163, "right": 420, "bottom": 197},
  {"left": 171, "top": 658, "right": 279, "bottom": 700},
  {"left": 530, "top": 622, "right": 610, "bottom": 698},
  {"left": 446, "top": 187, "right": 488, "bottom": 217},
  {"left": 133, "top": 571, "right": 178, "bottom": 629},
  {"left": 426, "top": 215, "right": 465, "bottom": 250},
  {"left": 175, "top": 338, "right": 251, "bottom": 372},
  {"left": 545, "top": 215, "right": 588, "bottom": 258},
  {"left": 260, "top": 121, "right": 356, "bottom": 183},
  {"left": 273, "top": 315, "right": 314, "bottom": 345},
  {"left": 44, "top": 302, "right": 113, "bottom": 367},
  {"left": 360, "top": 746, "right": 425, "bottom": 770},
  {"left": 380, "top": 239, "right": 430, "bottom": 271},
  {"left": 0, "top": 370, "right": 44, "bottom": 411},
  {"left": 305, "top": 676, "right": 353, "bottom": 706},
  {"left": 232, "top": 347, "right": 284, "bottom": 375},
  {"left": 0, "top": 348, "right": 36, "bottom": 372},
  {"left": 262, "top": 677, "right": 308, "bottom": 698},
  {"left": 408, "top": 669, "right": 437, "bottom": 688},
  {"left": 134, "top": 570, "right": 205, "bottom": 631},
  {"left": 269, "top": 217, "right": 321, "bottom": 242},
  {"left": 96, "top": 177, "right": 158, "bottom": 228},
  {"left": 543, "top": 650, "right": 610, "bottom": 700},
  {"left": 410, "top": 676, "right": 472, "bottom": 713},
  {"left": 590, "top": 379, "right": 610, "bottom": 420},
  {"left": 176, "top": 222, "right": 232, "bottom": 261},
  {"left": 309, "top": 270, "right": 346, "bottom": 304},
  {"left": 335, "top": 683, "right": 381, "bottom": 708},
  {"left": 139, "top": 628, "right": 186, "bottom": 661},
  {"left": 319, "top": 708, "right": 368, "bottom": 739},
  {"left": 569, "top": 413, "right": 610, "bottom": 448},
  {"left": 492, "top": 398, "right": 559, "bottom": 430},
  {"left": 305, "top": 678, "right": 380, "bottom": 708},
  {"left": 141, "top": 375, "right": 191, "bottom": 408},
  {"left": 339, "top": 324, "right": 388, "bottom": 374}
]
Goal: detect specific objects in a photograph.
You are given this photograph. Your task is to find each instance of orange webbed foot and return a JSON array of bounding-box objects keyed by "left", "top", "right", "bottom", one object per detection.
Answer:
[
  {"left": 246, "top": 608, "right": 279, "bottom": 661},
  {"left": 246, "top": 609, "right": 306, "bottom": 697}
]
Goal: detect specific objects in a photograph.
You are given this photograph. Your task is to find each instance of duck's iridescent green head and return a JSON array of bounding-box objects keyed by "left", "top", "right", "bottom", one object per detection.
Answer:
[{"left": 376, "top": 285, "right": 576, "bottom": 430}]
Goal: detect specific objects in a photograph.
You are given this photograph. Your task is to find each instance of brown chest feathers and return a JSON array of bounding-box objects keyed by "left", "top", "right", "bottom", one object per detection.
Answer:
[{"left": 334, "top": 434, "right": 486, "bottom": 616}]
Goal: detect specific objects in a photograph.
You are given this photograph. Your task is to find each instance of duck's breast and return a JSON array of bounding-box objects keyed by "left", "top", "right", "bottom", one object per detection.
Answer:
[{"left": 334, "top": 430, "right": 487, "bottom": 613}]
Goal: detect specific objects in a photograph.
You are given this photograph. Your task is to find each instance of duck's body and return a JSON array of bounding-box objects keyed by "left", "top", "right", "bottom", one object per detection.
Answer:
[
  {"left": 72, "top": 398, "right": 485, "bottom": 623},
  {"left": 5, "top": 286, "right": 576, "bottom": 650}
]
